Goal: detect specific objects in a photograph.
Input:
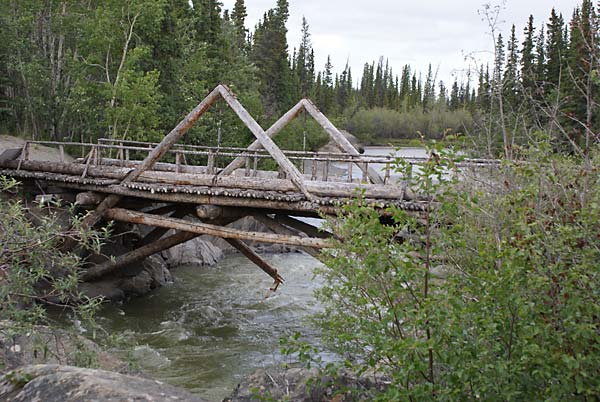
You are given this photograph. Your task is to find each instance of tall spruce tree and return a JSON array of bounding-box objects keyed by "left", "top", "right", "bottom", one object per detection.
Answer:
[
  {"left": 231, "top": 0, "right": 248, "bottom": 49},
  {"left": 545, "top": 8, "right": 566, "bottom": 87},
  {"left": 296, "top": 17, "right": 314, "bottom": 97},
  {"left": 521, "top": 15, "right": 536, "bottom": 93},
  {"left": 564, "top": 0, "right": 598, "bottom": 147},
  {"left": 251, "top": 0, "right": 292, "bottom": 117},
  {"left": 504, "top": 25, "right": 520, "bottom": 108}
]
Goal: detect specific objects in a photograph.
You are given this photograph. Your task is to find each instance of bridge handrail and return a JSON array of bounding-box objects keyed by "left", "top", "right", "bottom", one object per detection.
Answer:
[{"left": 24, "top": 139, "right": 502, "bottom": 167}]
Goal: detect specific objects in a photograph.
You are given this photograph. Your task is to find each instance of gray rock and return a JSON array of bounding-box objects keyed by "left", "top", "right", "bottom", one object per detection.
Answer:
[
  {"left": 80, "top": 254, "right": 172, "bottom": 301},
  {"left": 161, "top": 235, "right": 224, "bottom": 267},
  {"left": 0, "top": 326, "right": 127, "bottom": 374},
  {"left": 0, "top": 364, "right": 209, "bottom": 402},
  {"left": 229, "top": 367, "right": 390, "bottom": 402}
]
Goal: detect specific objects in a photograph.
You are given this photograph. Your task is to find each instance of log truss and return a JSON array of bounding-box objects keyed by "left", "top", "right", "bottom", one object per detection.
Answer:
[{"left": 0, "top": 84, "right": 500, "bottom": 289}]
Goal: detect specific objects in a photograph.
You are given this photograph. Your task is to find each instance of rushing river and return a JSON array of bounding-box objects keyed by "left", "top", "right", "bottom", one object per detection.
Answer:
[
  {"left": 98, "top": 147, "right": 425, "bottom": 401},
  {"left": 98, "top": 253, "right": 325, "bottom": 401}
]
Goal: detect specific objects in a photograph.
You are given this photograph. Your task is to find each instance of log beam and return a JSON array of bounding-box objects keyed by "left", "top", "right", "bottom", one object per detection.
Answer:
[
  {"left": 138, "top": 206, "right": 192, "bottom": 246},
  {"left": 105, "top": 208, "right": 332, "bottom": 249},
  {"left": 217, "top": 85, "right": 313, "bottom": 201},
  {"left": 252, "top": 214, "right": 322, "bottom": 260},
  {"left": 225, "top": 238, "right": 284, "bottom": 286},
  {"left": 219, "top": 100, "right": 305, "bottom": 175},
  {"left": 68, "top": 86, "right": 224, "bottom": 247},
  {"left": 301, "top": 99, "right": 384, "bottom": 184}
]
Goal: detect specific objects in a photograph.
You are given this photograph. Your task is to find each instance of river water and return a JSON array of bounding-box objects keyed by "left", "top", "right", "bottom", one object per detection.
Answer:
[
  {"left": 98, "top": 147, "right": 425, "bottom": 401},
  {"left": 98, "top": 253, "right": 326, "bottom": 401}
]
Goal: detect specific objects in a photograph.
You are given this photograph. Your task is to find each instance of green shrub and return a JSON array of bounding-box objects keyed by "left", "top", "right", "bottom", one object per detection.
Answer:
[
  {"left": 286, "top": 142, "right": 600, "bottom": 400},
  {"left": 0, "top": 176, "right": 105, "bottom": 340}
]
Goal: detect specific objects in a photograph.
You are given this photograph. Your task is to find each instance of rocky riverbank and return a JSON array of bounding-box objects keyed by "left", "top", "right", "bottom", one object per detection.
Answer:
[{"left": 0, "top": 324, "right": 384, "bottom": 402}]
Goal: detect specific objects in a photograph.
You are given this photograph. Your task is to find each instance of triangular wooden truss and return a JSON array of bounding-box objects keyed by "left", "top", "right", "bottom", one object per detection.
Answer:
[{"left": 125, "top": 84, "right": 383, "bottom": 203}]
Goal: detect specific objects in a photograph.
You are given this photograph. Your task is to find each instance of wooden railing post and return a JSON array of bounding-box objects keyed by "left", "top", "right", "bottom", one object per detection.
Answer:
[
  {"left": 347, "top": 160, "right": 353, "bottom": 183},
  {"left": 322, "top": 160, "right": 329, "bottom": 182},
  {"left": 384, "top": 156, "right": 391, "bottom": 185},
  {"left": 245, "top": 156, "right": 251, "bottom": 177},
  {"left": 207, "top": 150, "right": 215, "bottom": 175},
  {"left": 252, "top": 152, "right": 258, "bottom": 177},
  {"left": 175, "top": 152, "right": 182, "bottom": 173}
]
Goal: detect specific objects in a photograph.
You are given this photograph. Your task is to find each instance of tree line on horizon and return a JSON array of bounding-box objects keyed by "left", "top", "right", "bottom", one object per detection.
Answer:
[{"left": 0, "top": 0, "right": 597, "bottom": 156}]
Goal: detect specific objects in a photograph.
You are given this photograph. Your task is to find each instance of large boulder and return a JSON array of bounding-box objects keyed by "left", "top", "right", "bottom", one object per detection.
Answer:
[
  {"left": 0, "top": 364, "right": 210, "bottom": 402},
  {"left": 161, "top": 235, "right": 224, "bottom": 267}
]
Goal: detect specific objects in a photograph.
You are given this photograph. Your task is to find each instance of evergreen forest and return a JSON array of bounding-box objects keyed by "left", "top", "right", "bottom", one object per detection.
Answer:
[{"left": 1, "top": 0, "right": 597, "bottom": 157}]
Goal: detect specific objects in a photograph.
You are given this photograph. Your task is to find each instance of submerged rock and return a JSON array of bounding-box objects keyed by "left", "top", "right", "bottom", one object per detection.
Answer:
[{"left": 0, "top": 364, "right": 210, "bottom": 402}]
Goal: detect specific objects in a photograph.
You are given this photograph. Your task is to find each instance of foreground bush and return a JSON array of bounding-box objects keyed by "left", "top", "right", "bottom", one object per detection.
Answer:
[
  {"left": 0, "top": 177, "right": 105, "bottom": 345},
  {"left": 289, "top": 143, "right": 600, "bottom": 401}
]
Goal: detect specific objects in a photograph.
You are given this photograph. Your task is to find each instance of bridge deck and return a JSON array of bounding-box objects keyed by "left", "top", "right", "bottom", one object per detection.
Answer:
[{"left": 0, "top": 85, "right": 497, "bottom": 288}]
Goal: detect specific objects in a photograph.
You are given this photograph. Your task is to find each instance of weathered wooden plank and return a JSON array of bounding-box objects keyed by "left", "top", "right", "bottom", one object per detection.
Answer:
[
  {"left": 225, "top": 238, "right": 284, "bottom": 285},
  {"left": 82, "top": 230, "right": 199, "bottom": 281},
  {"left": 217, "top": 85, "right": 313, "bottom": 200},
  {"left": 105, "top": 208, "right": 332, "bottom": 249}
]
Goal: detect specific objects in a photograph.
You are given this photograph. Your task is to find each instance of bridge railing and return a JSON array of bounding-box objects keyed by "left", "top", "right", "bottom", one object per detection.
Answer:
[{"left": 14, "top": 138, "right": 501, "bottom": 186}]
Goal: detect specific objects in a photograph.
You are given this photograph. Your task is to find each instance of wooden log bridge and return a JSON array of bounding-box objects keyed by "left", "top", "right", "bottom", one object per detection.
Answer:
[{"left": 0, "top": 84, "right": 493, "bottom": 288}]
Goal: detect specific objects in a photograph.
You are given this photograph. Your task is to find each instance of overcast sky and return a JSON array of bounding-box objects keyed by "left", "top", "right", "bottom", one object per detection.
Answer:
[{"left": 221, "top": 0, "right": 582, "bottom": 86}]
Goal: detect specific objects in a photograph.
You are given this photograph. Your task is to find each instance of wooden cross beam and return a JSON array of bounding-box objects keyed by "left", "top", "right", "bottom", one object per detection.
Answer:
[
  {"left": 63, "top": 85, "right": 313, "bottom": 250},
  {"left": 105, "top": 208, "right": 332, "bottom": 249}
]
